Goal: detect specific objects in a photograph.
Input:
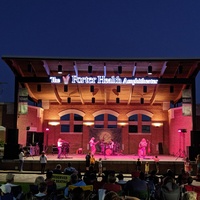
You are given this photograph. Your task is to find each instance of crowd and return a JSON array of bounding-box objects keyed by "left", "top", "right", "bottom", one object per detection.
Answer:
[{"left": 0, "top": 154, "right": 200, "bottom": 200}]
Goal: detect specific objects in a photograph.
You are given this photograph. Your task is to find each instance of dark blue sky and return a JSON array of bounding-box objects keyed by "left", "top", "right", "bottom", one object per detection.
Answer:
[{"left": 1, "top": 1, "right": 200, "bottom": 103}]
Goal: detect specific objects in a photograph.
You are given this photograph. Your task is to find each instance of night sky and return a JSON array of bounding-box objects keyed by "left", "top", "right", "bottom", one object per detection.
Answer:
[{"left": 1, "top": 1, "right": 200, "bottom": 103}]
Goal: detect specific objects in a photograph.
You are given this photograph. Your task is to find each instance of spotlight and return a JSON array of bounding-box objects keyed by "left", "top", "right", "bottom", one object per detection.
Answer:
[
  {"left": 67, "top": 97, "right": 71, "bottom": 103},
  {"left": 37, "top": 84, "right": 41, "bottom": 92},
  {"left": 116, "top": 97, "right": 120, "bottom": 104},
  {"left": 140, "top": 97, "right": 144, "bottom": 104},
  {"left": 117, "top": 85, "right": 120, "bottom": 93},
  {"left": 58, "top": 64, "right": 62, "bottom": 74},
  {"left": 64, "top": 85, "right": 68, "bottom": 92},
  {"left": 170, "top": 85, "right": 174, "bottom": 93},
  {"left": 178, "top": 129, "right": 187, "bottom": 133},
  {"left": 148, "top": 65, "right": 152, "bottom": 75},
  {"left": 143, "top": 86, "right": 147, "bottom": 93},
  {"left": 88, "top": 65, "right": 92, "bottom": 73},
  {"left": 92, "top": 97, "right": 95, "bottom": 103},
  {"left": 118, "top": 66, "right": 122, "bottom": 74},
  {"left": 90, "top": 85, "right": 94, "bottom": 93}
]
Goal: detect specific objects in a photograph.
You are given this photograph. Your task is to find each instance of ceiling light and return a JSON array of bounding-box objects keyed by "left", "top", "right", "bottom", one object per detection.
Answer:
[
  {"left": 88, "top": 65, "right": 92, "bottom": 73},
  {"left": 58, "top": 64, "right": 62, "bottom": 74},
  {"left": 118, "top": 66, "right": 122, "bottom": 74},
  {"left": 148, "top": 65, "right": 152, "bottom": 75}
]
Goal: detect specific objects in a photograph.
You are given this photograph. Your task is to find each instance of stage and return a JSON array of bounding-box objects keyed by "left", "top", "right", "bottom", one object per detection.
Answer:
[{"left": 1, "top": 153, "right": 194, "bottom": 175}]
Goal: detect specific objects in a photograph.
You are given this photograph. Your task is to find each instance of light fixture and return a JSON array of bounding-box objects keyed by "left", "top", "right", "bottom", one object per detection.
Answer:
[
  {"left": 67, "top": 97, "right": 71, "bottom": 103},
  {"left": 64, "top": 85, "right": 68, "bottom": 92},
  {"left": 48, "top": 121, "right": 60, "bottom": 126},
  {"left": 118, "top": 66, "right": 122, "bottom": 74},
  {"left": 58, "top": 64, "right": 62, "bottom": 74},
  {"left": 117, "top": 122, "right": 127, "bottom": 127},
  {"left": 92, "top": 97, "right": 95, "bottom": 103},
  {"left": 116, "top": 97, "right": 120, "bottom": 104},
  {"left": 140, "top": 97, "right": 144, "bottom": 104},
  {"left": 83, "top": 122, "right": 94, "bottom": 126},
  {"left": 178, "top": 129, "right": 187, "bottom": 133},
  {"left": 37, "top": 84, "right": 41, "bottom": 92},
  {"left": 170, "top": 85, "right": 174, "bottom": 93},
  {"left": 90, "top": 85, "right": 94, "bottom": 93},
  {"left": 88, "top": 65, "right": 92, "bottom": 73},
  {"left": 143, "top": 86, "right": 147, "bottom": 93},
  {"left": 117, "top": 85, "right": 120, "bottom": 93},
  {"left": 152, "top": 122, "right": 163, "bottom": 127},
  {"left": 148, "top": 65, "right": 152, "bottom": 75},
  {"left": 104, "top": 63, "right": 106, "bottom": 76},
  {"left": 132, "top": 63, "right": 137, "bottom": 77}
]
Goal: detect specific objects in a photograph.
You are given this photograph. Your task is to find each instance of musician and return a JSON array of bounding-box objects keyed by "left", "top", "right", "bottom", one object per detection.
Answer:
[
  {"left": 57, "top": 138, "right": 67, "bottom": 159},
  {"left": 89, "top": 137, "right": 98, "bottom": 155},
  {"left": 109, "top": 139, "right": 115, "bottom": 155},
  {"left": 138, "top": 138, "right": 147, "bottom": 158}
]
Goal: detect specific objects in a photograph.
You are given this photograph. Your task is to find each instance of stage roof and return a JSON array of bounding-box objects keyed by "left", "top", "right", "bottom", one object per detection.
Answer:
[{"left": 2, "top": 56, "right": 200, "bottom": 105}]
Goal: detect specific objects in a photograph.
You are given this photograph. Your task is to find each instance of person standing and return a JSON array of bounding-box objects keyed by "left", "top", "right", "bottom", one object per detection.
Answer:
[
  {"left": 136, "top": 158, "right": 142, "bottom": 172},
  {"left": 35, "top": 143, "right": 40, "bottom": 156},
  {"left": 89, "top": 137, "right": 98, "bottom": 155},
  {"left": 153, "top": 155, "right": 160, "bottom": 173},
  {"left": 18, "top": 148, "right": 25, "bottom": 172},
  {"left": 40, "top": 151, "right": 47, "bottom": 174},
  {"left": 145, "top": 162, "right": 149, "bottom": 175},
  {"left": 85, "top": 152, "right": 91, "bottom": 170},
  {"left": 98, "top": 158, "right": 103, "bottom": 176},
  {"left": 90, "top": 154, "right": 96, "bottom": 167},
  {"left": 184, "top": 157, "right": 192, "bottom": 175}
]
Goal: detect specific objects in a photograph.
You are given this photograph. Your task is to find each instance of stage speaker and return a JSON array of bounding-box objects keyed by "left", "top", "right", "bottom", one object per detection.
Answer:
[
  {"left": 6, "top": 129, "right": 18, "bottom": 144},
  {"left": 158, "top": 142, "right": 163, "bottom": 154},
  {"left": 3, "top": 144, "right": 20, "bottom": 159},
  {"left": 188, "top": 146, "right": 200, "bottom": 161}
]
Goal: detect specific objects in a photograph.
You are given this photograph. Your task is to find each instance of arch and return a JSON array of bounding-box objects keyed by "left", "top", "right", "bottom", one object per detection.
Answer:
[
  {"left": 93, "top": 109, "right": 119, "bottom": 118},
  {"left": 58, "top": 109, "right": 85, "bottom": 117},
  {"left": 126, "top": 110, "right": 153, "bottom": 118}
]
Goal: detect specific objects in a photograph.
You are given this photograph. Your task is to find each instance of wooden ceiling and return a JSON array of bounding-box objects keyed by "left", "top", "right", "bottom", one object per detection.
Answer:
[{"left": 2, "top": 57, "right": 200, "bottom": 105}]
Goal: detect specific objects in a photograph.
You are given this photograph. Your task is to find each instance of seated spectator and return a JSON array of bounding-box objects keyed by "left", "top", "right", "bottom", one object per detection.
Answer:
[
  {"left": 176, "top": 168, "right": 190, "bottom": 186},
  {"left": 53, "top": 164, "right": 62, "bottom": 174},
  {"left": 34, "top": 182, "right": 48, "bottom": 198},
  {"left": 30, "top": 176, "right": 45, "bottom": 195},
  {"left": 45, "top": 170, "right": 57, "bottom": 195},
  {"left": 0, "top": 184, "right": 15, "bottom": 200},
  {"left": 104, "top": 191, "right": 122, "bottom": 200},
  {"left": 64, "top": 173, "right": 86, "bottom": 198},
  {"left": 63, "top": 162, "right": 78, "bottom": 175},
  {"left": 124, "top": 171, "right": 148, "bottom": 200},
  {"left": 116, "top": 173, "right": 127, "bottom": 190},
  {"left": 159, "top": 176, "right": 180, "bottom": 200},
  {"left": 102, "top": 173, "right": 122, "bottom": 194},
  {"left": 70, "top": 187, "right": 85, "bottom": 200},
  {"left": 5, "top": 173, "right": 18, "bottom": 187}
]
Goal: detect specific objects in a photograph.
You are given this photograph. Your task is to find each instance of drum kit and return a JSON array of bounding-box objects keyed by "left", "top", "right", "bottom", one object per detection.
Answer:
[{"left": 100, "top": 141, "right": 120, "bottom": 156}]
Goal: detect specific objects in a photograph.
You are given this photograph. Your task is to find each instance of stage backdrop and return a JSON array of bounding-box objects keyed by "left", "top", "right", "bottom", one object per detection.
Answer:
[{"left": 89, "top": 128, "right": 122, "bottom": 152}]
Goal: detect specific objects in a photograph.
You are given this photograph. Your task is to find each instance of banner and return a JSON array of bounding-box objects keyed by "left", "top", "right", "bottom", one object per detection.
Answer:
[{"left": 18, "top": 88, "right": 28, "bottom": 115}]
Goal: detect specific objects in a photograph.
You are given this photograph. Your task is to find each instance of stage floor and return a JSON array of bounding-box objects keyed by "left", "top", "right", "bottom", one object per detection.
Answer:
[{"left": 23, "top": 153, "right": 185, "bottom": 163}]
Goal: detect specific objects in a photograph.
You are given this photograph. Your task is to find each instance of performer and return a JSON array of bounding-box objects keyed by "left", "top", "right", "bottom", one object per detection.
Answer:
[
  {"left": 109, "top": 139, "right": 114, "bottom": 155},
  {"left": 89, "top": 137, "right": 98, "bottom": 155},
  {"left": 57, "top": 138, "right": 67, "bottom": 159},
  {"left": 138, "top": 138, "right": 148, "bottom": 158}
]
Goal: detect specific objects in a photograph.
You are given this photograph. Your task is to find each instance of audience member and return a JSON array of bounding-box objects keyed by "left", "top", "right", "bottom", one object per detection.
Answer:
[
  {"left": 64, "top": 173, "right": 86, "bottom": 198},
  {"left": 90, "top": 154, "right": 96, "bottom": 167},
  {"left": 153, "top": 155, "right": 160, "bottom": 173},
  {"left": 103, "top": 191, "right": 122, "bottom": 200},
  {"left": 136, "top": 158, "right": 142, "bottom": 172},
  {"left": 0, "top": 184, "right": 15, "bottom": 200},
  {"left": 144, "top": 162, "right": 149, "bottom": 175},
  {"left": 39, "top": 151, "right": 47, "bottom": 174},
  {"left": 85, "top": 152, "right": 91, "bottom": 171},
  {"left": 30, "top": 176, "right": 45, "bottom": 195},
  {"left": 102, "top": 173, "right": 122, "bottom": 194},
  {"left": 98, "top": 158, "right": 103, "bottom": 176},
  {"left": 18, "top": 148, "right": 25, "bottom": 172},
  {"left": 53, "top": 164, "right": 62, "bottom": 174},
  {"left": 124, "top": 171, "right": 148, "bottom": 200},
  {"left": 70, "top": 187, "right": 85, "bottom": 200},
  {"left": 34, "top": 182, "right": 48, "bottom": 198},
  {"left": 63, "top": 162, "right": 78, "bottom": 175},
  {"left": 45, "top": 170, "right": 57, "bottom": 195}
]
